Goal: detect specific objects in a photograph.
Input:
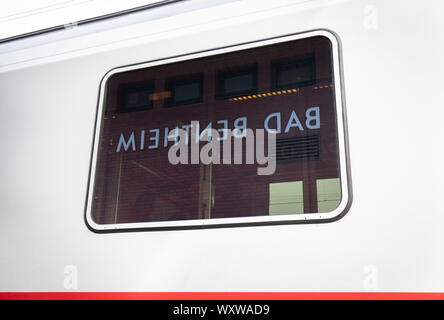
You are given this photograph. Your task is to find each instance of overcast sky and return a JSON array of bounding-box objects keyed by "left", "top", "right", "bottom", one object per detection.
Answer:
[{"left": 0, "top": 0, "right": 166, "bottom": 40}]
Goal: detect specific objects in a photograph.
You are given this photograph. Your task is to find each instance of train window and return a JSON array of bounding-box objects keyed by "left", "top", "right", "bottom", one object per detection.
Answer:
[
  {"left": 86, "top": 31, "right": 350, "bottom": 231},
  {"left": 216, "top": 65, "right": 257, "bottom": 98},
  {"left": 118, "top": 81, "right": 154, "bottom": 112},
  {"left": 271, "top": 55, "right": 316, "bottom": 90},
  {"left": 166, "top": 73, "right": 203, "bottom": 107}
]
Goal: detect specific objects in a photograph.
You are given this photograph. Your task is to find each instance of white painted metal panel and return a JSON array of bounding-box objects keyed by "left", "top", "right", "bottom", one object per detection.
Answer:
[{"left": 0, "top": 0, "right": 443, "bottom": 292}]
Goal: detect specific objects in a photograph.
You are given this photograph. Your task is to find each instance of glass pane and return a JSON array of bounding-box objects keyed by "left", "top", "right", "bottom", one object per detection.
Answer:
[{"left": 91, "top": 35, "right": 341, "bottom": 226}]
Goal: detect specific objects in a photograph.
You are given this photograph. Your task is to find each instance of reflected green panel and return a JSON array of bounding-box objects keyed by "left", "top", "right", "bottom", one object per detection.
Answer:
[
  {"left": 269, "top": 181, "right": 304, "bottom": 215},
  {"left": 316, "top": 178, "right": 341, "bottom": 213}
]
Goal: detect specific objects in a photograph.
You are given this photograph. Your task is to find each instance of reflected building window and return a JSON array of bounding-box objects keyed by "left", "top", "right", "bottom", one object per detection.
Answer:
[
  {"left": 271, "top": 55, "right": 316, "bottom": 90},
  {"left": 216, "top": 65, "right": 257, "bottom": 98},
  {"left": 269, "top": 181, "right": 304, "bottom": 215},
  {"left": 166, "top": 73, "right": 203, "bottom": 107},
  {"left": 118, "top": 81, "right": 154, "bottom": 112},
  {"left": 316, "top": 178, "right": 341, "bottom": 213}
]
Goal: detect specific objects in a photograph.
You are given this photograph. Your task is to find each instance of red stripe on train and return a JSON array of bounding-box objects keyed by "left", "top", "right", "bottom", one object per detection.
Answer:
[{"left": 1, "top": 292, "right": 444, "bottom": 300}]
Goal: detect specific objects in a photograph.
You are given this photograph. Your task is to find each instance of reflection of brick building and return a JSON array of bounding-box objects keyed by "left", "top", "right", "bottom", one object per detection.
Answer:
[{"left": 91, "top": 36, "right": 341, "bottom": 225}]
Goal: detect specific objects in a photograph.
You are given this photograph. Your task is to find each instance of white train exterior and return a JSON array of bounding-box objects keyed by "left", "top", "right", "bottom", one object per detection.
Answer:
[{"left": 0, "top": 0, "right": 443, "bottom": 293}]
